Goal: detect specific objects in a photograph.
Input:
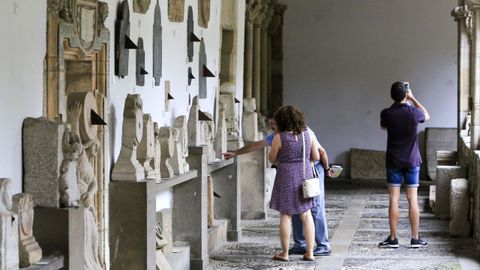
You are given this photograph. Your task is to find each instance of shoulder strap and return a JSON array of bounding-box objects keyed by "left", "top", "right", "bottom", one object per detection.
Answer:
[{"left": 302, "top": 131, "right": 306, "bottom": 180}]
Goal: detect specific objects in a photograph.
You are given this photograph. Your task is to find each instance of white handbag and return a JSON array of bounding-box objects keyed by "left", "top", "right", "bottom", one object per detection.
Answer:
[{"left": 302, "top": 132, "right": 321, "bottom": 199}]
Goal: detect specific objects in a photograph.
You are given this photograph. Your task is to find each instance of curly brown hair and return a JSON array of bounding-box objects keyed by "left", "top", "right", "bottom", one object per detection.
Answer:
[{"left": 273, "top": 105, "right": 306, "bottom": 134}]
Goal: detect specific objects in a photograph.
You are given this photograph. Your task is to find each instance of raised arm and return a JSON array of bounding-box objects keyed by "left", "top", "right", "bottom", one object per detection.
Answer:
[
  {"left": 407, "top": 89, "right": 430, "bottom": 121},
  {"left": 223, "top": 139, "right": 268, "bottom": 160}
]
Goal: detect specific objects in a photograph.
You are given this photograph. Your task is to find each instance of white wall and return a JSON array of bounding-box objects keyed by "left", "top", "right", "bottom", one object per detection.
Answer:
[
  {"left": 0, "top": 0, "right": 245, "bottom": 200},
  {"left": 279, "top": 0, "right": 457, "bottom": 176}
]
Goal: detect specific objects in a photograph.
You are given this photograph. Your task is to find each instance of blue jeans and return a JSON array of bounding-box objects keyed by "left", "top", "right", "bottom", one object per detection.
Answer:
[
  {"left": 291, "top": 162, "right": 331, "bottom": 252},
  {"left": 386, "top": 166, "right": 420, "bottom": 188}
]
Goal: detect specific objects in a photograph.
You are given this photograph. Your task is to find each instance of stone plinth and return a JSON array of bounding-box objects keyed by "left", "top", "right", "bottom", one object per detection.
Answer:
[
  {"left": 165, "top": 245, "right": 190, "bottom": 270},
  {"left": 426, "top": 128, "right": 457, "bottom": 180},
  {"left": 110, "top": 180, "right": 156, "bottom": 270},
  {"left": 350, "top": 148, "right": 386, "bottom": 180},
  {"left": 450, "top": 178, "right": 471, "bottom": 237},
  {"left": 435, "top": 166, "right": 466, "bottom": 219},
  {"left": 23, "top": 118, "right": 65, "bottom": 207},
  {"left": 239, "top": 147, "right": 266, "bottom": 219},
  {"left": 33, "top": 207, "right": 91, "bottom": 270},
  {"left": 156, "top": 209, "right": 173, "bottom": 254},
  {"left": 208, "top": 219, "right": 227, "bottom": 254}
]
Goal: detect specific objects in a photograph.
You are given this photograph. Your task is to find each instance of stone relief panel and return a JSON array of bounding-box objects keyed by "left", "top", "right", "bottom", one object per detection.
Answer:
[
  {"left": 168, "top": 0, "right": 185, "bottom": 22},
  {"left": 136, "top": 38, "right": 147, "bottom": 86},
  {"left": 133, "top": 0, "right": 151, "bottom": 14},
  {"left": 153, "top": 0, "right": 162, "bottom": 86},
  {"left": 111, "top": 94, "right": 145, "bottom": 181},
  {"left": 219, "top": 82, "right": 239, "bottom": 142},
  {"left": 198, "top": 0, "right": 210, "bottom": 28},
  {"left": 115, "top": 0, "right": 132, "bottom": 77},
  {"left": 214, "top": 104, "right": 227, "bottom": 159},
  {"left": 0, "top": 179, "right": 19, "bottom": 270},
  {"left": 188, "top": 96, "right": 202, "bottom": 146},
  {"left": 187, "top": 6, "right": 194, "bottom": 62},
  {"left": 12, "top": 194, "right": 42, "bottom": 267}
]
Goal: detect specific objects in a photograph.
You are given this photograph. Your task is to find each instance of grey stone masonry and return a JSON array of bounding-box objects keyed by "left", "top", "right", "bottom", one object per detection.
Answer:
[
  {"left": 426, "top": 128, "right": 457, "bottom": 180},
  {"left": 436, "top": 166, "right": 467, "bottom": 219},
  {"left": 450, "top": 178, "right": 471, "bottom": 237},
  {"left": 350, "top": 148, "right": 386, "bottom": 180},
  {"left": 23, "top": 117, "right": 65, "bottom": 208}
]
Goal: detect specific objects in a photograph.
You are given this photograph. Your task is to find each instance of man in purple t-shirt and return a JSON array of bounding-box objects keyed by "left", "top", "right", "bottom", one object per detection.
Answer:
[{"left": 379, "top": 81, "right": 430, "bottom": 249}]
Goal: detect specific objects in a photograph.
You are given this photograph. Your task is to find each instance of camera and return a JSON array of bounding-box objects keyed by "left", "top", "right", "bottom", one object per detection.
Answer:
[{"left": 404, "top": 82, "right": 410, "bottom": 90}]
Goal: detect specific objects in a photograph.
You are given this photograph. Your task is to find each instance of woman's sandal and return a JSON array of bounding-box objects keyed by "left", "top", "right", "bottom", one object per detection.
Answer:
[
  {"left": 302, "top": 255, "right": 315, "bottom": 261},
  {"left": 272, "top": 253, "right": 289, "bottom": 262}
]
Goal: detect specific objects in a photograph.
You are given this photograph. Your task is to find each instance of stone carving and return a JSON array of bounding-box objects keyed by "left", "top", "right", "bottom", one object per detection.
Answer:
[
  {"left": 0, "top": 178, "right": 19, "bottom": 270},
  {"left": 160, "top": 127, "right": 174, "bottom": 179},
  {"left": 153, "top": 0, "right": 162, "bottom": 86},
  {"left": 219, "top": 82, "right": 240, "bottom": 148},
  {"left": 67, "top": 100, "right": 102, "bottom": 270},
  {"left": 243, "top": 97, "right": 258, "bottom": 142},
  {"left": 133, "top": 0, "right": 151, "bottom": 14},
  {"left": 98, "top": 2, "right": 108, "bottom": 27},
  {"left": 170, "top": 128, "right": 185, "bottom": 175},
  {"left": 187, "top": 6, "right": 194, "bottom": 62},
  {"left": 188, "top": 96, "right": 202, "bottom": 146},
  {"left": 112, "top": 94, "right": 145, "bottom": 181},
  {"left": 115, "top": 0, "right": 131, "bottom": 77},
  {"left": 136, "top": 38, "right": 147, "bottom": 86},
  {"left": 174, "top": 116, "right": 190, "bottom": 172},
  {"left": 12, "top": 194, "right": 42, "bottom": 267},
  {"left": 168, "top": 0, "right": 185, "bottom": 22},
  {"left": 202, "top": 112, "right": 216, "bottom": 163},
  {"left": 199, "top": 39, "right": 208, "bottom": 98},
  {"left": 58, "top": 124, "right": 82, "bottom": 207},
  {"left": 165, "top": 81, "right": 172, "bottom": 111},
  {"left": 449, "top": 178, "right": 471, "bottom": 237},
  {"left": 152, "top": 123, "right": 162, "bottom": 180},
  {"left": 198, "top": 0, "right": 210, "bottom": 28},
  {"left": 214, "top": 104, "right": 228, "bottom": 159},
  {"left": 138, "top": 114, "right": 156, "bottom": 179}
]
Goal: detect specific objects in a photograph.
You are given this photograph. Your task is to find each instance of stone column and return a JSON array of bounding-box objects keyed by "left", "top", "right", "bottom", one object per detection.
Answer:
[
  {"left": 470, "top": 5, "right": 480, "bottom": 148},
  {"left": 260, "top": 2, "right": 274, "bottom": 115},
  {"left": 253, "top": 22, "right": 262, "bottom": 111},
  {"left": 453, "top": 5, "right": 473, "bottom": 138},
  {"left": 244, "top": 1, "right": 256, "bottom": 99}
]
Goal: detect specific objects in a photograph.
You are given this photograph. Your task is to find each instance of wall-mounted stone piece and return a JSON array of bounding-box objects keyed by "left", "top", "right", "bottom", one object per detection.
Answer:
[
  {"left": 23, "top": 118, "right": 65, "bottom": 208},
  {"left": 133, "top": 0, "right": 151, "bottom": 14},
  {"left": 138, "top": 114, "right": 156, "bottom": 179},
  {"left": 214, "top": 104, "right": 228, "bottom": 159},
  {"left": 153, "top": 0, "right": 162, "bottom": 86},
  {"left": 12, "top": 193, "right": 42, "bottom": 267},
  {"left": 199, "top": 38, "right": 208, "bottom": 98},
  {"left": 115, "top": 0, "right": 132, "bottom": 77},
  {"left": 111, "top": 94, "right": 145, "bottom": 181},
  {"left": 187, "top": 6, "right": 194, "bottom": 62},
  {"left": 136, "top": 38, "right": 147, "bottom": 86},
  {"left": 0, "top": 178, "right": 19, "bottom": 270},
  {"left": 219, "top": 83, "right": 241, "bottom": 150},
  {"left": 168, "top": 0, "right": 185, "bottom": 22},
  {"left": 165, "top": 81, "right": 172, "bottom": 111},
  {"left": 170, "top": 128, "right": 185, "bottom": 175},
  {"left": 198, "top": 0, "right": 210, "bottom": 28},
  {"left": 350, "top": 148, "right": 386, "bottom": 180},
  {"left": 202, "top": 112, "right": 216, "bottom": 163}
]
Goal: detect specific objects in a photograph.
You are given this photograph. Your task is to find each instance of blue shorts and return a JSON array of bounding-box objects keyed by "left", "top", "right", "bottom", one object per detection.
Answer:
[{"left": 386, "top": 166, "right": 420, "bottom": 188}]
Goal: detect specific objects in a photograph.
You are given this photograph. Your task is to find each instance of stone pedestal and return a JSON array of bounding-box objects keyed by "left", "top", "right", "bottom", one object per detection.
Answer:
[
  {"left": 210, "top": 161, "right": 242, "bottom": 241},
  {"left": 450, "top": 178, "right": 471, "bottom": 237},
  {"left": 175, "top": 146, "right": 208, "bottom": 270},
  {"left": 426, "top": 128, "right": 457, "bottom": 180},
  {"left": 435, "top": 166, "right": 467, "bottom": 219},
  {"left": 110, "top": 180, "right": 156, "bottom": 270},
  {"left": 0, "top": 215, "right": 19, "bottom": 270},
  {"left": 33, "top": 207, "right": 91, "bottom": 270},
  {"left": 239, "top": 146, "right": 266, "bottom": 219}
]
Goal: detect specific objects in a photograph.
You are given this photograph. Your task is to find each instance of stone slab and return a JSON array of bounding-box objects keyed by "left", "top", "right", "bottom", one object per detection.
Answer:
[
  {"left": 208, "top": 219, "right": 227, "bottom": 254},
  {"left": 239, "top": 149, "right": 266, "bottom": 220},
  {"left": 426, "top": 128, "right": 457, "bottom": 180},
  {"left": 165, "top": 244, "right": 190, "bottom": 270},
  {"left": 22, "top": 255, "right": 64, "bottom": 270},
  {"left": 350, "top": 148, "right": 386, "bottom": 180}
]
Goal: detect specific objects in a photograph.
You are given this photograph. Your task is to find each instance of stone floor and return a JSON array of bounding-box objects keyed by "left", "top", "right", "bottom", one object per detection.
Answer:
[{"left": 210, "top": 179, "right": 480, "bottom": 270}]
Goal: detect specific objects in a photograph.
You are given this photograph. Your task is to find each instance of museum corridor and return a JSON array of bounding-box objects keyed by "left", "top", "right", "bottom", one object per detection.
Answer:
[{"left": 210, "top": 179, "right": 480, "bottom": 270}]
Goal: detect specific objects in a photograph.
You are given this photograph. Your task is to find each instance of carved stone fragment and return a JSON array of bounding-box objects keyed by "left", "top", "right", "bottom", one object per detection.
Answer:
[
  {"left": 159, "top": 127, "right": 174, "bottom": 179},
  {"left": 199, "top": 39, "right": 208, "bottom": 98},
  {"left": 112, "top": 94, "right": 145, "bottom": 181},
  {"left": 12, "top": 194, "right": 42, "bottom": 267},
  {"left": 138, "top": 114, "right": 156, "bottom": 179},
  {"left": 187, "top": 6, "right": 194, "bottom": 62},
  {"left": 174, "top": 116, "right": 190, "bottom": 172},
  {"left": 0, "top": 178, "right": 19, "bottom": 270},
  {"left": 136, "top": 38, "right": 147, "bottom": 86},
  {"left": 214, "top": 104, "right": 228, "bottom": 159},
  {"left": 133, "top": 0, "right": 151, "bottom": 14},
  {"left": 153, "top": 0, "right": 162, "bottom": 86},
  {"left": 168, "top": 0, "right": 185, "bottom": 22},
  {"left": 188, "top": 96, "right": 202, "bottom": 146},
  {"left": 198, "top": 0, "right": 210, "bottom": 28},
  {"left": 115, "top": 0, "right": 131, "bottom": 77},
  {"left": 152, "top": 123, "right": 162, "bottom": 180},
  {"left": 242, "top": 97, "right": 258, "bottom": 142},
  {"left": 170, "top": 128, "right": 185, "bottom": 175}
]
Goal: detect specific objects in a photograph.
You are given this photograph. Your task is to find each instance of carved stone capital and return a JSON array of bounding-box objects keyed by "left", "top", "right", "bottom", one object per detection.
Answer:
[{"left": 452, "top": 5, "right": 474, "bottom": 39}]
